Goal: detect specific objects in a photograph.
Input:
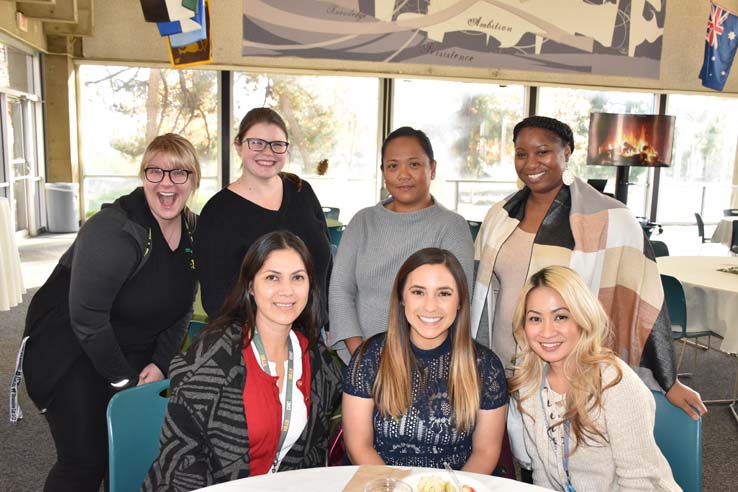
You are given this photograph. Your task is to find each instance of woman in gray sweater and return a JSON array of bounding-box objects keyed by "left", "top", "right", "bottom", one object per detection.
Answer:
[{"left": 329, "top": 127, "right": 474, "bottom": 364}]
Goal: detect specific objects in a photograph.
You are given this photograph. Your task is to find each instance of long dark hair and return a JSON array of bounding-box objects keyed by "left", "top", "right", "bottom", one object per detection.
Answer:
[
  {"left": 204, "top": 230, "right": 321, "bottom": 347},
  {"left": 369, "top": 247, "right": 479, "bottom": 431}
]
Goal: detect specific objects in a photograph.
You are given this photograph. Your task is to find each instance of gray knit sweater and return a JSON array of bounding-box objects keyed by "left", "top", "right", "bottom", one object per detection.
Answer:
[{"left": 328, "top": 197, "right": 474, "bottom": 363}]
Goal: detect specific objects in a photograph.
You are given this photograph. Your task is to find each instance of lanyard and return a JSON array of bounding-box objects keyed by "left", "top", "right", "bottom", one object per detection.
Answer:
[
  {"left": 539, "top": 366, "right": 576, "bottom": 492},
  {"left": 252, "top": 329, "right": 295, "bottom": 473}
]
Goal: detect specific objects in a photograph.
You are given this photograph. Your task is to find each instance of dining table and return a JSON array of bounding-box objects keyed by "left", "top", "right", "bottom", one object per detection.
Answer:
[
  {"left": 657, "top": 255, "right": 738, "bottom": 354},
  {"left": 193, "top": 465, "right": 550, "bottom": 492},
  {"left": 710, "top": 216, "right": 738, "bottom": 247}
]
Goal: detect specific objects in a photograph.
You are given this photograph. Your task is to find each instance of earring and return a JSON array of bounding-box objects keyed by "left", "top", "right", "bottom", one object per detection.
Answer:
[{"left": 562, "top": 166, "right": 575, "bottom": 186}]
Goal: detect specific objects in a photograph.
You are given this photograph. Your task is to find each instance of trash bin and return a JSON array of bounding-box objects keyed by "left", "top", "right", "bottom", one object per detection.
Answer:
[{"left": 45, "top": 182, "right": 80, "bottom": 233}]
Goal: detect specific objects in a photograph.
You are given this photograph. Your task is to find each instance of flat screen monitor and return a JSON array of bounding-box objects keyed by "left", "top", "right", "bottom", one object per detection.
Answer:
[{"left": 587, "top": 113, "right": 675, "bottom": 167}]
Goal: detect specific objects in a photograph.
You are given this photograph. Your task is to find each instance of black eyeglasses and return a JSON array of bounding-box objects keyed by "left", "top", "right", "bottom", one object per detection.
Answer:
[
  {"left": 242, "top": 138, "right": 289, "bottom": 154},
  {"left": 144, "top": 167, "right": 192, "bottom": 184}
]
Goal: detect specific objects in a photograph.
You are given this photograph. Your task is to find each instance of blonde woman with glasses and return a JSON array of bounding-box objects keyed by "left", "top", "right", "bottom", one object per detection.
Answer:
[
  {"left": 342, "top": 248, "right": 507, "bottom": 472},
  {"left": 509, "top": 266, "right": 680, "bottom": 491},
  {"left": 17, "top": 134, "right": 200, "bottom": 492}
]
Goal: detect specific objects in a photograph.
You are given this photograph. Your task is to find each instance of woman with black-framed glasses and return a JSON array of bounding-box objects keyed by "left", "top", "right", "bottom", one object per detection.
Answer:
[
  {"left": 16, "top": 133, "right": 201, "bottom": 492},
  {"left": 194, "top": 107, "right": 332, "bottom": 325}
]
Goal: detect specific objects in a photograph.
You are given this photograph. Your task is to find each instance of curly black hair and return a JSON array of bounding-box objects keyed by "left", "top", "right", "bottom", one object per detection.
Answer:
[{"left": 513, "top": 116, "right": 574, "bottom": 153}]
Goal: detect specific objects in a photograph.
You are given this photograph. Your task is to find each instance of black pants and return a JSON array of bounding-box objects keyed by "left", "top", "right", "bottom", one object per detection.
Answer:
[{"left": 43, "top": 355, "right": 116, "bottom": 492}]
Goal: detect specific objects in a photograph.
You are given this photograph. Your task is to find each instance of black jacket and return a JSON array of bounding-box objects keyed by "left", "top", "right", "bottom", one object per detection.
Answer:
[
  {"left": 22, "top": 187, "right": 197, "bottom": 410},
  {"left": 142, "top": 323, "right": 343, "bottom": 492}
]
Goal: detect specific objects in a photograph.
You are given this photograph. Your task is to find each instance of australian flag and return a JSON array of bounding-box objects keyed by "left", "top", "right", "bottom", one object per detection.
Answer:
[{"left": 699, "top": 3, "right": 738, "bottom": 91}]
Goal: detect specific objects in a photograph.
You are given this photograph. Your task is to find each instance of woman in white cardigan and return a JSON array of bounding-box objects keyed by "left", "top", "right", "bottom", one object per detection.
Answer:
[{"left": 508, "top": 266, "right": 680, "bottom": 492}]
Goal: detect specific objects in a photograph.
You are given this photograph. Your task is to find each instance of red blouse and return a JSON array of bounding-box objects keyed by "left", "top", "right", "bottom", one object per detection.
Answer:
[{"left": 242, "top": 330, "right": 311, "bottom": 476}]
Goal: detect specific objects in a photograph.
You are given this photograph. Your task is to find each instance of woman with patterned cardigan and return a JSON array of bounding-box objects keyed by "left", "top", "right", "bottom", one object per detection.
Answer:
[
  {"left": 470, "top": 116, "right": 704, "bottom": 476},
  {"left": 143, "top": 231, "right": 342, "bottom": 492}
]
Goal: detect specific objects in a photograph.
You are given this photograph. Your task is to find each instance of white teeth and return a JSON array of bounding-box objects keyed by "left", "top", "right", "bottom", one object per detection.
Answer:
[
  {"left": 419, "top": 316, "right": 442, "bottom": 323},
  {"left": 275, "top": 303, "right": 293, "bottom": 307},
  {"left": 528, "top": 172, "right": 544, "bottom": 179},
  {"left": 541, "top": 342, "right": 562, "bottom": 348},
  {"left": 159, "top": 192, "right": 175, "bottom": 196}
]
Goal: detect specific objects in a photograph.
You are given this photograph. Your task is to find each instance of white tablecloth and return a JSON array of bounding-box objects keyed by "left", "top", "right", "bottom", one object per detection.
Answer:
[
  {"left": 194, "top": 466, "right": 549, "bottom": 492},
  {"left": 0, "top": 197, "right": 25, "bottom": 311},
  {"left": 657, "top": 256, "right": 738, "bottom": 354},
  {"left": 710, "top": 217, "right": 738, "bottom": 246}
]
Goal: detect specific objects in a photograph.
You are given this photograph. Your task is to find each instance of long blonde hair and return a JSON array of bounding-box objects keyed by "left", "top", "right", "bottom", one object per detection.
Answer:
[
  {"left": 508, "top": 266, "right": 622, "bottom": 449},
  {"left": 368, "top": 248, "right": 479, "bottom": 432}
]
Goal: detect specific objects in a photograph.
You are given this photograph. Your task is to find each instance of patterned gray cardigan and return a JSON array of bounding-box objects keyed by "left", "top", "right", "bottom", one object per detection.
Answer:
[{"left": 142, "top": 323, "right": 342, "bottom": 492}]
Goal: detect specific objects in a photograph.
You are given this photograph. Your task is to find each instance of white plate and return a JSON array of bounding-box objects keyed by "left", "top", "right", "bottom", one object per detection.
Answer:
[{"left": 401, "top": 471, "right": 488, "bottom": 492}]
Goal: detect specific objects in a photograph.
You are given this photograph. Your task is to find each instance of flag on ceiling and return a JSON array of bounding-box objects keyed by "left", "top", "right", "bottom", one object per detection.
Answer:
[
  {"left": 699, "top": 2, "right": 738, "bottom": 91},
  {"left": 157, "top": 0, "right": 203, "bottom": 36},
  {"left": 140, "top": 0, "right": 195, "bottom": 23},
  {"left": 168, "top": 0, "right": 206, "bottom": 47},
  {"left": 182, "top": 0, "right": 199, "bottom": 14},
  {"left": 168, "top": 0, "right": 211, "bottom": 68}
]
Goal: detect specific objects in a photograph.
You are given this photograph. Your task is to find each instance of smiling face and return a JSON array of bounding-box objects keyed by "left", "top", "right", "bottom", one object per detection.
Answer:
[
  {"left": 235, "top": 122, "right": 288, "bottom": 182},
  {"left": 514, "top": 127, "right": 571, "bottom": 196},
  {"left": 251, "top": 248, "right": 309, "bottom": 334},
  {"left": 523, "top": 286, "right": 581, "bottom": 371},
  {"left": 403, "top": 263, "right": 459, "bottom": 350},
  {"left": 382, "top": 136, "right": 436, "bottom": 212},
  {"left": 142, "top": 151, "right": 196, "bottom": 227}
]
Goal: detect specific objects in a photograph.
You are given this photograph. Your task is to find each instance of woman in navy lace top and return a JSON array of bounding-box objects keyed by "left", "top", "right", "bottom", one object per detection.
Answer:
[{"left": 343, "top": 248, "right": 508, "bottom": 472}]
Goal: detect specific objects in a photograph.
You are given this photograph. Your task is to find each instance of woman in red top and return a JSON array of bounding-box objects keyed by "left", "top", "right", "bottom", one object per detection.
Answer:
[{"left": 144, "top": 231, "right": 342, "bottom": 491}]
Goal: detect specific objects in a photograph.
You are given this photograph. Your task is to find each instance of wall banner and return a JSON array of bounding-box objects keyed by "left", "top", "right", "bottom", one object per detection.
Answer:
[{"left": 242, "top": 0, "right": 666, "bottom": 79}]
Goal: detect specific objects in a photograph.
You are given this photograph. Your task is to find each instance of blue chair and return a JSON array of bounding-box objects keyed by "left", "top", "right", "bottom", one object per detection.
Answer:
[
  {"left": 188, "top": 319, "right": 207, "bottom": 341},
  {"left": 467, "top": 220, "right": 482, "bottom": 242},
  {"left": 650, "top": 240, "right": 670, "bottom": 257},
  {"left": 328, "top": 225, "right": 346, "bottom": 247},
  {"left": 106, "top": 379, "right": 170, "bottom": 492},
  {"left": 661, "top": 274, "right": 722, "bottom": 372},
  {"left": 322, "top": 206, "right": 340, "bottom": 220},
  {"left": 651, "top": 390, "right": 702, "bottom": 492}
]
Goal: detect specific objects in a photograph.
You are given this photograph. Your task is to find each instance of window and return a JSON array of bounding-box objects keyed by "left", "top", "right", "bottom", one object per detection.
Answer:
[
  {"left": 393, "top": 79, "right": 526, "bottom": 221},
  {"left": 78, "top": 65, "right": 219, "bottom": 216},
  {"left": 660, "top": 95, "right": 738, "bottom": 224},
  {"left": 232, "top": 72, "right": 380, "bottom": 221},
  {"left": 0, "top": 38, "right": 43, "bottom": 234},
  {"left": 538, "top": 88, "right": 657, "bottom": 217}
]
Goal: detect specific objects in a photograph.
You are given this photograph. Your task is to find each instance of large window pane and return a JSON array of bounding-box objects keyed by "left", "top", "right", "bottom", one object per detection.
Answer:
[
  {"left": 393, "top": 79, "right": 525, "bottom": 221},
  {"left": 661, "top": 95, "right": 738, "bottom": 224},
  {"left": 78, "top": 65, "right": 218, "bottom": 214},
  {"left": 232, "top": 73, "right": 380, "bottom": 222},
  {"left": 538, "top": 88, "right": 657, "bottom": 217}
]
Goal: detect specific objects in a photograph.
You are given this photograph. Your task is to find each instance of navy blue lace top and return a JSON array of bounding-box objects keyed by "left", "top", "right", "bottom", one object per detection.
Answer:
[{"left": 343, "top": 333, "right": 508, "bottom": 469}]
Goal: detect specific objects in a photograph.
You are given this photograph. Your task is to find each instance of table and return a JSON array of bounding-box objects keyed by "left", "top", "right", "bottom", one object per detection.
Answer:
[
  {"left": 194, "top": 465, "right": 549, "bottom": 492},
  {"left": 710, "top": 216, "right": 738, "bottom": 246},
  {"left": 0, "top": 197, "right": 25, "bottom": 311},
  {"left": 657, "top": 256, "right": 738, "bottom": 354}
]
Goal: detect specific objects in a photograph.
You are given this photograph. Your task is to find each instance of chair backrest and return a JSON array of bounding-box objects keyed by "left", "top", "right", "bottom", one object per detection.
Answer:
[
  {"left": 586, "top": 178, "right": 607, "bottom": 192},
  {"left": 322, "top": 206, "right": 340, "bottom": 220},
  {"left": 328, "top": 224, "right": 346, "bottom": 247},
  {"left": 651, "top": 390, "right": 702, "bottom": 492},
  {"left": 467, "top": 220, "right": 482, "bottom": 242},
  {"left": 650, "top": 240, "right": 670, "bottom": 257},
  {"left": 694, "top": 212, "right": 705, "bottom": 239},
  {"left": 107, "top": 379, "right": 170, "bottom": 492},
  {"left": 732, "top": 221, "right": 738, "bottom": 253},
  {"left": 188, "top": 319, "right": 207, "bottom": 341},
  {"left": 660, "top": 274, "right": 686, "bottom": 338}
]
